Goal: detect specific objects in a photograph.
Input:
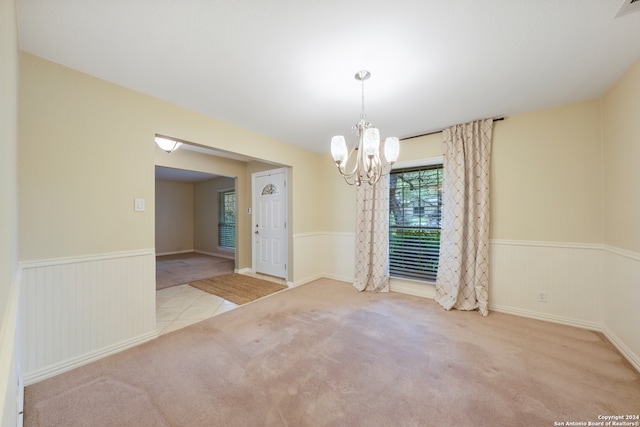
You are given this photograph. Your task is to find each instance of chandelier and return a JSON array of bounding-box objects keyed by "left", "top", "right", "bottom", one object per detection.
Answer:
[{"left": 330, "top": 70, "right": 400, "bottom": 186}]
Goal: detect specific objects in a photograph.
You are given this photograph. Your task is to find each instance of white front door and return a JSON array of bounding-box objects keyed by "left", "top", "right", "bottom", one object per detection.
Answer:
[{"left": 252, "top": 169, "right": 288, "bottom": 279}]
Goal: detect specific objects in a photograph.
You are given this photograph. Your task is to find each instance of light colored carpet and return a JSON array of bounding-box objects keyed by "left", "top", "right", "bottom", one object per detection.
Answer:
[
  {"left": 29, "top": 377, "right": 167, "bottom": 426},
  {"left": 189, "top": 274, "right": 288, "bottom": 305},
  {"left": 156, "top": 252, "right": 234, "bottom": 290},
  {"left": 24, "top": 279, "right": 640, "bottom": 426}
]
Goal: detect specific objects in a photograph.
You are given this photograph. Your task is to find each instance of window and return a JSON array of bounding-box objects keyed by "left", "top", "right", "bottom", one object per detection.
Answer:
[
  {"left": 218, "top": 189, "right": 236, "bottom": 249},
  {"left": 389, "top": 164, "right": 443, "bottom": 281}
]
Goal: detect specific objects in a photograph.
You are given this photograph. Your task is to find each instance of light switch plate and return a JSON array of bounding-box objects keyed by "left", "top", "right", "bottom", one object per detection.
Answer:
[{"left": 134, "top": 198, "right": 145, "bottom": 212}]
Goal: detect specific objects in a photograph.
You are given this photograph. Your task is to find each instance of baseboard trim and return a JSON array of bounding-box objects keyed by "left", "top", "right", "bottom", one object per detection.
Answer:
[
  {"left": 293, "top": 273, "right": 326, "bottom": 287},
  {"left": 155, "top": 249, "right": 194, "bottom": 257},
  {"left": 235, "top": 267, "right": 253, "bottom": 275},
  {"left": 385, "top": 281, "right": 600, "bottom": 331},
  {"left": 24, "top": 330, "right": 158, "bottom": 386},
  {"left": 193, "top": 250, "right": 235, "bottom": 260},
  {"left": 602, "top": 325, "right": 640, "bottom": 373},
  {"left": 316, "top": 273, "right": 353, "bottom": 285},
  {"left": 489, "top": 303, "right": 602, "bottom": 331}
]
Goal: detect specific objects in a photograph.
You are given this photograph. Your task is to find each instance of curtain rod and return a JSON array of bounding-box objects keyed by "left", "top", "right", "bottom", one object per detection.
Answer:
[{"left": 400, "top": 117, "right": 505, "bottom": 141}]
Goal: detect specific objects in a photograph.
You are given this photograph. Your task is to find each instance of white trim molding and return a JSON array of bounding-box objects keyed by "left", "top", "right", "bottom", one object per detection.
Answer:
[
  {"left": 235, "top": 267, "right": 253, "bottom": 275},
  {"left": 195, "top": 249, "right": 235, "bottom": 260},
  {"left": 20, "top": 248, "right": 157, "bottom": 268},
  {"left": 603, "top": 244, "right": 640, "bottom": 261},
  {"left": 390, "top": 277, "right": 435, "bottom": 299},
  {"left": 603, "top": 325, "right": 640, "bottom": 373},
  {"left": 0, "top": 268, "right": 22, "bottom": 426},
  {"left": 24, "top": 331, "right": 157, "bottom": 385},
  {"left": 155, "top": 249, "right": 193, "bottom": 257},
  {"left": 488, "top": 303, "right": 602, "bottom": 331},
  {"left": 490, "top": 238, "right": 603, "bottom": 250},
  {"left": 392, "top": 156, "right": 444, "bottom": 170}
]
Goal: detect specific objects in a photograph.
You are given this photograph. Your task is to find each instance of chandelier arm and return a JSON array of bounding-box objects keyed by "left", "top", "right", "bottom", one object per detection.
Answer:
[
  {"left": 337, "top": 143, "right": 360, "bottom": 176},
  {"left": 337, "top": 146, "right": 372, "bottom": 185}
]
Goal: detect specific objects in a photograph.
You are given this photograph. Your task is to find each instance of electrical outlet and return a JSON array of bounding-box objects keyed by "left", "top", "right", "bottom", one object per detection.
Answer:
[{"left": 538, "top": 291, "right": 547, "bottom": 303}]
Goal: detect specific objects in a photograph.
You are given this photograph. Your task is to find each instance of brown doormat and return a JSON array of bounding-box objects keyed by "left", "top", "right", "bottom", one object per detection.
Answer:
[{"left": 189, "top": 274, "right": 288, "bottom": 305}]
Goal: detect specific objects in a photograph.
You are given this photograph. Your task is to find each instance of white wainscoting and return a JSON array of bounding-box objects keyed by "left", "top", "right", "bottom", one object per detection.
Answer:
[
  {"left": 320, "top": 232, "right": 355, "bottom": 283},
  {"left": 602, "top": 246, "right": 640, "bottom": 372},
  {"left": 291, "top": 233, "right": 325, "bottom": 285},
  {"left": 19, "top": 249, "right": 157, "bottom": 385},
  {"left": 489, "top": 240, "right": 603, "bottom": 330}
]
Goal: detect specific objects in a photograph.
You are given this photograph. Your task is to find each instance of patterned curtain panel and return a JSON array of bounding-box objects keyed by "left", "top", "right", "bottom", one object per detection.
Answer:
[
  {"left": 435, "top": 119, "right": 493, "bottom": 316},
  {"left": 354, "top": 174, "right": 390, "bottom": 292}
]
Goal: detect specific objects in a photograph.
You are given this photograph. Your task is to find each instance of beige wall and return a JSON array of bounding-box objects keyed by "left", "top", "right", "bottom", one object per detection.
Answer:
[
  {"left": 0, "top": 0, "right": 18, "bottom": 325},
  {"left": 322, "top": 100, "right": 604, "bottom": 245},
  {"left": 491, "top": 99, "right": 603, "bottom": 243},
  {"left": 194, "top": 176, "right": 236, "bottom": 256},
  {"left": 603, "top": 58, "right": 640, "bottom": 254},
  {"left": 19, "top": 53, "right": 324, "bottom": 281},
  {"left": 0, "top": 0, "right": 19, "bottom": 425},
  {"left": 19, "top": 55, "right": 156, "bottom": 260},
  {"left": 155, "top": 180, "right": 194, "bottom": 254}
]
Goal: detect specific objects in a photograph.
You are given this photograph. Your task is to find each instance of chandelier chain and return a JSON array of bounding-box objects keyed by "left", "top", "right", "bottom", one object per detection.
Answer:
[{"left": 360, "top": 78, "right": 366, "bottom": 120}]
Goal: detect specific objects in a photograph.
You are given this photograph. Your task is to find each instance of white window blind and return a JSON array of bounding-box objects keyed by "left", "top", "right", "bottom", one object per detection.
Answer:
[{"left": 218, "top": 190, "right": 236, "bottom": 249}]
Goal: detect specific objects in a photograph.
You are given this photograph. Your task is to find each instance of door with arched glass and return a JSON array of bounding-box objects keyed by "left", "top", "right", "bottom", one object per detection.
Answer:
[{"left": 252, "top": 168, "right": 288, "bottom": 279}]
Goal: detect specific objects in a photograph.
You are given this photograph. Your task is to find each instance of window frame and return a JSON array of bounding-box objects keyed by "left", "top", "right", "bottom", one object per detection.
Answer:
[
  {"left": 217, "top": 188, "right": 236, "bottom": 250},
  {"left": 389, "top": 156, "right": 443, "bottom": 283}
]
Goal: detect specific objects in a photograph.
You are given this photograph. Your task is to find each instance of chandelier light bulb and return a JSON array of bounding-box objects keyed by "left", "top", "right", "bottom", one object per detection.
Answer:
[
  {"left": 384, "top": 137, "right": 400, "bottom": 164},
  {"left": 331, "top": 135, "right": 348, "bottom": 165},
  {"left": 363, "top": 128, "right": 380, "bottom": 158}
]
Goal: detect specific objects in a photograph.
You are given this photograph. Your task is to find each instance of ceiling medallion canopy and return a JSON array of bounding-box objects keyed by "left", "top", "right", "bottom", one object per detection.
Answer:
[{"left": 330, "top": 70, "right": 399, "bottom": 186}]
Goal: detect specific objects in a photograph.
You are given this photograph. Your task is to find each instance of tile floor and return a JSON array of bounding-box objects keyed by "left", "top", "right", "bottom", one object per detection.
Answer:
[
  {"left": 155, "top": 284, "right": 239, "bottom": 335},
  {"left": 155, "top": 273, "right": 288, "bottom": 335}
]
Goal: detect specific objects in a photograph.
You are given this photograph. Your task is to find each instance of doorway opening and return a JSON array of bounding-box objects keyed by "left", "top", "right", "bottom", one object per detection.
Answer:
[{"left": 155, "top": 165, "right": 237, "bottom": 280}]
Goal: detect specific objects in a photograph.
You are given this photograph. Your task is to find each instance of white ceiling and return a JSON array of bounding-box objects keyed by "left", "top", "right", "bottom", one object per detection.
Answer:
[
  {"left": 16, "top": 0, "right": 640, "bottom": 155},
  {"left": 155, "top": 166, "right": 221, "bottom": 183}
]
